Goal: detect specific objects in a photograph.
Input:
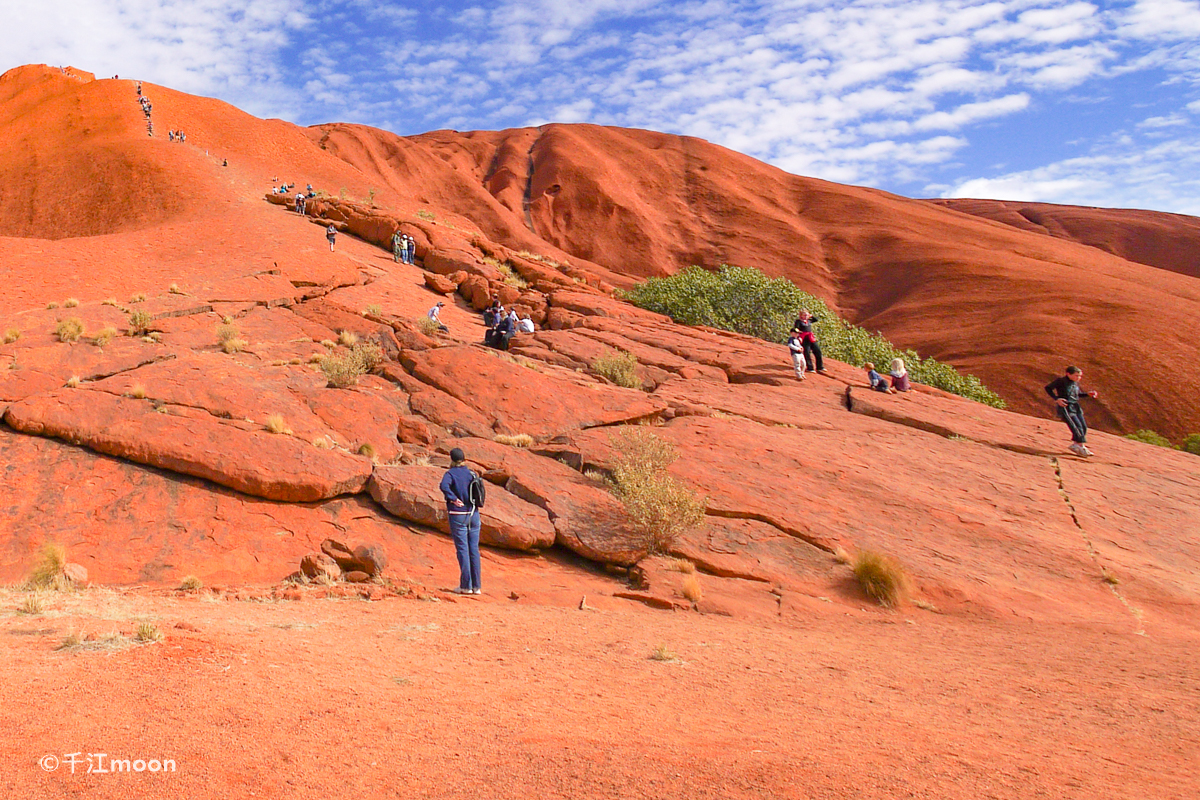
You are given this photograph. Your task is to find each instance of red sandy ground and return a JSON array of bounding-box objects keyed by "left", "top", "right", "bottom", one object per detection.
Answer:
[{"left": 2, "top": 585, "right": 1198, "bottom": 800}]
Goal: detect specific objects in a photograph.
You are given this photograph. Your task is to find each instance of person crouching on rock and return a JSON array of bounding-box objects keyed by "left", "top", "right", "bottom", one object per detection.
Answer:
[
  {"left": 428, "top": 302, "right": 449, "bottom": 333},
  {"left": 787, "top": 328, "right": 806, "bottom": 381},
  {"left": 440, "top": 448, "right": 481, "bottom": 595},
  {"left": 889, "top": 358, "right": 911, "bottom": 392},
  {"left": 864, "top": 362, "right": 896, "bottom": 393},
  {"left": 1045, "top": 366, "right": 1098, "bottom": 457}
]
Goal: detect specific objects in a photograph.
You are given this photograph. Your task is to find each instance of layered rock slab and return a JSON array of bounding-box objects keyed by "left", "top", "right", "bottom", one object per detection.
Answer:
[
  {"left": 404, "top": 345, "right": 666, "bottom": 439},
  {"left": 4, "top": 389, "right": 371, "bottom": 502}
]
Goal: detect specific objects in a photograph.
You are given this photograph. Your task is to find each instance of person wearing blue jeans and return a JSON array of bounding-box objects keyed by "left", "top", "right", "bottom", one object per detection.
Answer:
[{"left": 440, "top": 447, "right": 481, "bottom": 594}]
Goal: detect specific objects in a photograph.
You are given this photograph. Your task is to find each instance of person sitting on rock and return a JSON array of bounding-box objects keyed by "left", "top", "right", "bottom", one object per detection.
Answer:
[
  {"left": 864, "top": 362, "right": 895, "bottom": 393},
  {"left": 485, "top": 312, "right": 514, "bottom": 350},
  {"left": 518, "top": 315, "right": 535, "bottom": 333},
  {"left": 483, "top": 297, "right": 502, "bottom": 328},
  {"left": 440, "top": 447, "right": 482, "bottom": 595},
  {"left": 787, "top": 328, "right": 806, "bottom": 381},
  {"left": 793, "top": 310, "right": 829, "bottom": 374},
  {"left": 889, "top": 358, "right": 911, "bottom": 392},
  {"left": 428, "top": 301, "right": 449, "bottom": 333}
]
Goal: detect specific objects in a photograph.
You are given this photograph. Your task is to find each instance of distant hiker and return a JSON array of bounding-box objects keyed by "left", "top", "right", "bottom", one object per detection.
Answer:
[
  {"left": 793, "top": 310, "right": 828, "bottom": 374},
  {"left": 325, "top": 224, "right": 337, "bottom": 251},
  {"left": 864, "top": 363, "right": 895, "bottom": 393},
  {"left": 508, "top": 308, "right": 520, "bottom": 328},
  {"left": 222, "top": 158, "right": 228, "bottom": 167},
  {"left": 391, "top": 229, "right": 404, "bottom": 262},
  {"left": 306, "top": 183, "right": 313, "bottom": 193},
  {"left": 168, "top": 130, "right": 174, "bottom": 142},
  {"left": 889, "top": 358, "right": 911, "bottom": 392},
  {"left": 428, "top": 302, "right": 449, "bottom": 332},
  {"left": 787, "top": 329, "right": 806, "bottom": 381},
  {"left": 1045, "top": 366, "right": 1098, "bottom": 457},
  {"left": 136, "top": 81, "right": 142, "bottom": 95},
  {"left": 484, "top": 297, "right": 502, "bottom": 328},
  {"left": 180, "top": 132, "right": 186, "bottom": 143},
  {"left": 518, "top": 315, "right": 535, "bottom": 333},
  {"left": 440, "top": 447, "right": 482, "bottom": 595},
  {"left": 403, "top": 234, "right": 416, "bottom": 264}
]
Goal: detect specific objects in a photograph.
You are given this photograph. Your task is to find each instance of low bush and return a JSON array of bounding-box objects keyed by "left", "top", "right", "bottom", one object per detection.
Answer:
[
  {"left": 1183, "top": 434, "right": 1200, "bottom": 456},
  {"left": 26, "top": 543, "right": 70, "bottom": 591},
  {"left": 55, "top": 317, "right": 85, "bottom": 342},
  {"left": 494, "top": 433, "right": 534, "bottom": 447},
  {"left": 64, "top": 297, "right": 80, "bottom": 308},
  {"left": 179, "top": 575, "right": 203, "bottom": 592},
  {"left": 1125, "top": 429, "right": 1174, "bottom": 448},
  {"left": 338, "top": 330, "right": 359, "bottom": 347},
  {"left": 221, "top": 337, "right": 247, "bottom": 354},
  {"left": 135, "top": 623, "right": 164, "bottom": 643},
  {"left": 3, "top": 328, "right": 20, "bottom": 344},
  {"left": 319, "top": 341, "right": 384, "bottom": 388},
  {"left": 416, "top": 317, "right": 442, "bottom": 337},
  {"left": 851, "top": 550, "right": 908, "bottom": 607},
  {"left": 607, "top": 427, "right": 706, "bottom": 555},
  {"left": 591, "top": 349, "right": 641, "bottom": 389},
  {"left": 623, "top": 265, "right": 1004, "bottom": 407},
  {"left": 128, "top": 310, "right": 153, "bottom": 335},
  {"left": 363, "top": 304, "right": 382, "bottom": 317},
  {"left": 94, "top": 327, "right": 118, "bottom": 347}
]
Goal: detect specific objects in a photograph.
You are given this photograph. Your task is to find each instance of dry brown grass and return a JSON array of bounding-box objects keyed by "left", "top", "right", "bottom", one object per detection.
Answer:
[
  {"left": 319, "top": 342, "right": 383, "bottom": 388},
  {"left": 221, "top": 337, "right": 248, "bottom": 354},
  {"left": 127, "top": 309, "right": 153, "bottom": 335},
  {"left": 312, "top": 436, "right": 335, "bottom": 450},
  {"left": 179, "top": 575, "right": 203, "bottom": 592},
  {"left": 65, "top": 375, "right": 81, "bottom": 388},
  {"left": 416, "top": 317, "right": 442, "bottom": 337},
  {"left": 216, "top": 323, "right": 239, "bottom": 344},
  {"left": 64, "top": 297, "right": 80, "bottom": 308},
  {"left": 18, "top": 593, "right": 46, "bottom": 615},
  {"left": 649, "top": 644, "right": 679, "bottom": 662},
  {"left": 128, "top": 384, "right": 147, "bottom": 399},
  {"left": 130, "top": 293, "right": 146, "bottom": 303},
  {"left": 669, "top": 558, "right": 697, "bottom": 574},
  {"left": 607, "top": 427, "right": 706, "bottom": 555},
  {"left": 592, "top": 349, "right": 641, "bottom": 389},
  {"left": 55, "top": 317, "right": 85, "bottom": 342},
  {"left": 3, "top": 328, "right": 20, "bottom": 344},
  {"left": 494, "top": 433, "right": 534, "bottom": 447},
  {"left": 1101, "top": 567, "right": 1120, "bottom": 586},
  {"left": 94, "top": 326, "right": 118, "bottom": 347},
  {"left": 265, "top": 414, "right": 291, "bottom": 435},
  {"left": 168, "top": 283, "right": 184, "bottom": 295},
  {"left": 852, "top": 550, "right": 909, "bottom": 607},
  {"left": 26, "top": 543, "right": 72, "bottom": 591},
  {"left": 357, "top": 442, "right": 377, "bottom": 460},
  {"left": 680, "top": 573, "right": 703, "bottom": 602},
  {"left": 337, "top": 330, "right": 359, "bottom": 347},
  {"left": 833, "top": 547, "right": 852, "bottom": 565},
  {"left": 134, "top": 622, "right": 164, "bottom": 643},
  {"left": 46, "top": 302, "right": 59, "bottom": 309},
  {"left": 363, "top": 304, "right": 383, "bottom": 317}
]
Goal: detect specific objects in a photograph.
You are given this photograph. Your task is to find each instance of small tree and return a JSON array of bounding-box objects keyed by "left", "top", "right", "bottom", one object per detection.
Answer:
[{"left": 607, "top": 427, "right": 706, "bottom": 555}]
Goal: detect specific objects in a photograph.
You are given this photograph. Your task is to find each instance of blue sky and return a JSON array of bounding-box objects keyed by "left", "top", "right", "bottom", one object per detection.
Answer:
[{"left": 7, "top": 0, "right": 1200, "bottom": 214}]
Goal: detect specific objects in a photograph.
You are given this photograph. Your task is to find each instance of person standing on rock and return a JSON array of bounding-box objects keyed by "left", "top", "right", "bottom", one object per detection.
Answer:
[
  {"left": 440, "top": 447, "right": 482, "bottom": 595},
  {"left": 404, "top": 234, "right": 416, "bottom": 264},
  {"left": 391, "top": 229, "right": 404, "bottom": 263},
  {"left": 326, "top": 224, "right": 337, "bottom": 252},
  {"left": 1045, "top": 366, "right": 1098, "bottom": 457},
  {"left": 793, "top": 310, "right": 829, "bottom": 374},
  {"left": 787, "top": 329, "right": 806, "bottom": 381}
]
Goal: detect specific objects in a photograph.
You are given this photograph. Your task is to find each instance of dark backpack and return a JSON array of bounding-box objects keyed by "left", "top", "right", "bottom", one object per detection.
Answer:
[{"left": 468, "top": 472, "right": 487, "bottom": 509}]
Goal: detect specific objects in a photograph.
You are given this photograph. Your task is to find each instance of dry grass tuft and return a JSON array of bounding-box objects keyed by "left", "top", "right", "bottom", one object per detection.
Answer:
[
  {"left": 669, "top": 558, "right": 697, "bottom": 574},
  {"left": 312, "top": 436, "right": 335, "bottom": 450},
  {"left": 3, "top": 328, "right": 20, "bottom": 344},
  {"left": 363, "top": 304, "right": 382, "bottom": 317},
  {"left": 221, "top": 337, "right": 248, "bottom": 354},
  {"left": 26, "top": 543, "right": 71, "bottom": 591},
  {"left": 265, "top": 414, "right": 291, "bottom": 435},
  {"left": 128, "top": 384, "right": 147, "bottom": 399},
  {"left": 179, "top": 575, "right": 203, "bottom": 592},
  {"left": 127, "top": 309, "right": 153, "bottom": 335},
  {"left": 1101, "top": 567, "right": 1120, "bottom": 586},
  {"left": 833, "top": 547, "right": 852, "bottom": 565},
  {"left": 319, "top": 341, "right": 383, "bottom": 388},
  {"left": 852, "top": 550, "right": 909, "bottom": 608},
  {"left": 168, "top": 283, "right": 184, "bottom": 295},
  {"left": 102, "top": 297, "right": 119, "bottom": 307},
  {"left": 65, "top": 375, "right": 81, "bottom": 388},
  {"left": 94, "top": 326, "right": 118, "bottom": 347},
  {"left": 337, "top": 329, "right": 359, "bottom": 347},
  {"left": 46, "top": 302, "right": 59, "bottom": 310},
  {"left": 55, "top": 317, "right": 85, "bottom": 342},
  {"left": 64, "top": 297, "right": 80, "bottom": 308},
  {"left": 135, "top": 622, "right": 164, "bottom": 643},
  {"left": 320, "top": 338, "right": 337, "bottom": 349},
  {"left": 416, "top": 317, "right": 442, "bottom": 337},
  {"left": 18, "top": 593, "right": 46, "bottom": 615},
  {"left": 494, "top": 433, "right": 534, "bottom": 447},
  {"left": 591, "top": 349, "right": 641, "bottom": 389},
  {"left": 357, "top": 442, "right": 377, "bottom": 460},
  {"left": 216, "top": 323, "right": 239, "bottom": 344},
  {"left": 130, "top": 293, "right": 146, "bottom": 303},
  {"left": 649, "top": 644, "right": 678, "bottom": 662},
  {"left": 607, "top": 427, "right": 706, "bottom": 555},
  {"left": 680, "top": 573, "right": 703, "bottom": 602}
]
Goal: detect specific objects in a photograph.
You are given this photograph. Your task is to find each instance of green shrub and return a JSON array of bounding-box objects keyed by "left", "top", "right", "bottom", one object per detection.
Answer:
[
  {"left": 623, "top": 265, "right": 1004, "bottom": 407},
  {"left": 607, "top": 427, "right": 706, "bottom": 555},
  {"left": 591, "top": 349, "right": 641, "bottom": 389},
  {"left": 1182, "top": 434, "right": 1200, "bottom": 456},
  {"left": 1125, "top": 429, "right": 1174, "bottom": 448}
]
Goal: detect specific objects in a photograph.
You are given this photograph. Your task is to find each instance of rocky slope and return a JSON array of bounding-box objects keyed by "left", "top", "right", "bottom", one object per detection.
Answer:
[{"left": 0, "top": 65, "right": 1197, "bottom": 636}]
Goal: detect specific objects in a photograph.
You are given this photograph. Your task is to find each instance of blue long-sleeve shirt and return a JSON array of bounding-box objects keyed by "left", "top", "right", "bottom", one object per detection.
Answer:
[{"left": 439, "top": 466, "right": 475, "bottom": 513}]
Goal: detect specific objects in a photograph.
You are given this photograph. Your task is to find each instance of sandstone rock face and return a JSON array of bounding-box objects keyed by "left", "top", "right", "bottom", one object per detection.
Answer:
[
  {"left": 300, "top": 552, "right": 340, "bottom": 581},
  {"left": 405, "top": 346, "right": 667, "bottom": 439},
  {"left": 4, "top": 390, "right": 371, "bottom": 502},
  {"left": 369, "top": 464, "right": 556, "bottom": 551},
  {"left": 62, "top": 562, "right": 89, "bottom": 585}
]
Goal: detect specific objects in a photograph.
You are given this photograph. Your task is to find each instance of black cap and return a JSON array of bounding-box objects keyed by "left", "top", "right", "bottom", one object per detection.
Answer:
[{"left": 449, "top": 447, "right": 465, "bottom": 463}]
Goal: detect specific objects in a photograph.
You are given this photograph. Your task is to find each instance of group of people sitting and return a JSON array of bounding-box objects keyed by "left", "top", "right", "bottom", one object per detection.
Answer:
[{"left": 483, "top": 297, "right": 534, "bottom": 350}]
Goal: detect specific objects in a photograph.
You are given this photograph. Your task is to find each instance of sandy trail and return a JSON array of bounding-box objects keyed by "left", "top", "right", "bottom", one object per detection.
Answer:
[{"left": 2, "top": 587, "right": 1196, "bottom": 799}]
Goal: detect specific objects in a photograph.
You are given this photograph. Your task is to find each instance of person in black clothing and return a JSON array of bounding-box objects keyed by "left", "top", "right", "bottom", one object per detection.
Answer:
[
  {"left": 793, "top": 310, "right": 828, "bottom": 374},
  {"left": 1045, "top": 366, "right": 1099, "bottom": 457}
]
